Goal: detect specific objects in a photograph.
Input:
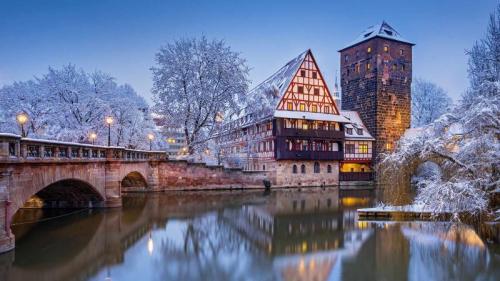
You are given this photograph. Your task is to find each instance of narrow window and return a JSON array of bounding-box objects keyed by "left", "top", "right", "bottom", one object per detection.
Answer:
[
  {"left": 327, "top": 165, "right": 332, "bottom": 173},
  {"left": 301, "top": 164, "right": 306, "bottom": 174},
  {"left": 324, "top": 106, "right": 330, "bottom": 114},
  {"left": 300, "top": 103, "right": 305, "bottom": 111},
  {"left": 312, "top": 71, "right": 317, "bottom": 79},
  {"left": 297, "top": 86, "right": 304, "bottom": 94},
  {"left": 287, "top": 102, "right": 293, "bottom": 110},
  {"left": 366, "top": 63, "right": 371, "bottom": 70},
  {"left": 401, "top": 64, "right": 406, "bottom": 71},
  {"left": 314, "top": 88, "right": 320, "bottom": 95},
  {"left": 367, "top": 47, "right": 372, "bottom": 53},
  {"left": 400, "top": 49, "right": 404, "bottom": 55},
  {"left": 300, "top": 70, "right": 306, "bottom": 77},
  {"left": 359, "top": 144, "right": 369, "bottom": 153},
  {"left": 314, "top": 162, "right": 320, "bottom": 173},
  {"left": 392, "top": 64, "right": 397, "bottom": 71},
  {"left": 292, "top": 164, "right": 298, "bottom": 174},
  {"left": 384, "top": 45, "right": 389, "bottom": 52},
  {"left": 344, "top": 55, "right": 349, "bottom": 62}
]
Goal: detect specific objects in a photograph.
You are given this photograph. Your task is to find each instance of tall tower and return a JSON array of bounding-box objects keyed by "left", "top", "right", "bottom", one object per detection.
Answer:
[{"left": 339, "top": 21, "right": 414, "bottom": 161}]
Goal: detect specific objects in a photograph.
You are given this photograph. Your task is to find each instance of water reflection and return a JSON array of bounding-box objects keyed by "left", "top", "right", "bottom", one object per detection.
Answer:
[{"left": 0, "top": 189, "right": 498, "bottom": 281}]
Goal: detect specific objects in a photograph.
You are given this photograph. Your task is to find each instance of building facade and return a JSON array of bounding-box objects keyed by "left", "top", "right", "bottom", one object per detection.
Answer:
[
  {"left": 339, "top": 21, "right": 414, "bottom": 161},
  {"left": 216, "top": 50, "right": 374, "bottom": 186}
]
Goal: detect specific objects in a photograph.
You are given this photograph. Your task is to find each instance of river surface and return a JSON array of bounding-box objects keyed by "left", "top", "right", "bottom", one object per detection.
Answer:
[{"left": 1, "top": 188, "right": 499, "bottom": 281}]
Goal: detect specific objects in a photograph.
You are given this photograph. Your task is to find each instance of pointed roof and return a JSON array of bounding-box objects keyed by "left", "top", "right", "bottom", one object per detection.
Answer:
[{"left": 339, "top": 21, "right": 414, "bottom": 51}]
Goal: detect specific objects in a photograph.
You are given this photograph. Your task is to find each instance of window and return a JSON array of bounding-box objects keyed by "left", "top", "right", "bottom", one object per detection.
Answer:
[
  {"left": 312, "top": 105, "right": 317, "bottom": 112},
  {"left": 386, "top": 142, "right": 393, "bottom": 150},
  {"left": 287, "top": 102, "right": 293, "bottom": 110},
  {"left": 392, "top": 64, "right": 397, "bottom": 71},
  {"left": 262, "top": 165, "right": 266, "bottom": 171},
  {"left": 346, "top": 128, "right": 353, "bottom": 135},
  {"left": 312, "top": 71, "right": 317, "bottom": 79},
  {"left": 314, "top": 162, "right": 320, "bottom": 173},
  {"left": 301, "top": 164, "right": 306, "bottom": 174},
  {"left": 8, "top": 143, "right": 15, "bottom": 156},
  {"left": 324, "top": 106, "right": 330, "bottom": 114},
  {"left": 299, "top": 103, "right": 305, "bottom": 111},
  {"left": 300, "top": 70, "right": 306, "bottom": 77},
  {"left": 359, "top": 144, "right": 369, "bottom": 154},
  {"left": 314, "top": 88, "right": 320, "bottom": 95},
  {"left": 344, "top": 55, "right": 349, "bottom": 62},
  {"left": 367, "top": 47, "right": 372, "bottom": 53},
  {"left": 384, "top": 45, "right": 389, "bottom": 52},
  {"left": 298, "top": 86, "right": 304, "bottom": 94},
  {"left": 366, "top": 63, "right": 371, "bottom": 70},
  {"left": 400, "top": 49, "right": 404, "bottom": 55},
  {"left": 355, "top": 64, "right": 360, "bottom": 73},
  {"left": 357, "top": 128, "right": 363, "bottom": 135},
  {"left": 401, "top": 64, "right": 406, "bottom": 71},
  {"left": 346, "top": 144, "right": 355, "bottom": 154},
  {"left": 292, "top": 164, "right": 298, "bottom": 174},
  {"left": 327, "top": 165, "right": 332, "bottom": 173}
]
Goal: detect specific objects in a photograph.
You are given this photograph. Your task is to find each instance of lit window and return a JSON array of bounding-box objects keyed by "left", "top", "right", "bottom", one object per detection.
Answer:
[
  {"left": 298, "top": 86, "right": 304, "bottom": 94},
  {"left": 314, "top": 88, "right": 320, "bottom": 95},
  {"left": 392, "top": 64, "right": 397, "bottom": 71},
  {"left": 345, "top": 144, "right": 355, "bottom": 154},
  {"left": 367, "top": 47, "right": 372, "bottom": 53},
  {"left": 287, "top": 102, "right": 293, "bottom": 110},
  {"left": 300, "top": 103, "right": 305, "bottom": 111},
  {"left": 384, "top": 46, "right": 389, "bottom": 52},
  {"left": 400, "top": 49, "right": 404, "bottom": 55},
  {"left": 366, "top": 63, "right": 371, "bottom": 70},
  {"left": 355, "top": 64, "right": 360, "bottom": 73},
  {"left": 324, "top": 106, "right": 330, "bottom": 114},
  {"left": 401, "top": 64, "right": 406, "bottom": 71},
  {"left": 312, "top": 105, "right": 317, "bottom": 112},
  {"left": 327, "top": 165, "right": 332, "bottom": 173},
  {"left": 359, "top": 144, "right": 368, "bottom": 153},
  {"left": 312, "top": 72, "right": 317, "bottom": 79},
  {"left": 300, "top": 70, "right": 306, "bottom": 77}
]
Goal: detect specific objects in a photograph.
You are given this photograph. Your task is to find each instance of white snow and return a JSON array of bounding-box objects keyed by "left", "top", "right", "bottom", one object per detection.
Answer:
[{"left": 340, "top": 21, "right": 414, "bottom": 50}]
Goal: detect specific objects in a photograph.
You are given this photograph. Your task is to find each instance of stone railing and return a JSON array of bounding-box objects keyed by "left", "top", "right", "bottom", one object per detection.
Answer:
[{"left": 0, "top": 133, "right": 167, "bottom": 162}]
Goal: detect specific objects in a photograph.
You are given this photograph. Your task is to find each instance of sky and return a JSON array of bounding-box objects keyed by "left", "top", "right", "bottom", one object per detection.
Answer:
[{"left": 0, "top": 0, "right": 498, "bottom": 102}]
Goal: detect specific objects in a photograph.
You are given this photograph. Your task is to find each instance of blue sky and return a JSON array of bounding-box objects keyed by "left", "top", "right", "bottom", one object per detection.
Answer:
[{"left": 0, "top": 0, "right": 497, "bottom": 102}]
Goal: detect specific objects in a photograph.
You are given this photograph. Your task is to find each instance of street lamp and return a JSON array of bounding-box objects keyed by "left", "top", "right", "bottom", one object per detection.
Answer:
[
  {"left": 105, "top": 116, "right": 114, "bottom": 146},
  {"left": 90, "top": 132, "right": 97, "bottom": 145},
  {"left": 16, "top": 113, "right": 28, "bottom": 137},
  {"left": 147, "top": 133, "right": 155, "bottom": 151}
]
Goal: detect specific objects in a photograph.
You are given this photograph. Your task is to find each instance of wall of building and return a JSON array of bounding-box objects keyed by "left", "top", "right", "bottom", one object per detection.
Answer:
[{"left": 274, "top": 160, "right": 339, "bottom": 187}]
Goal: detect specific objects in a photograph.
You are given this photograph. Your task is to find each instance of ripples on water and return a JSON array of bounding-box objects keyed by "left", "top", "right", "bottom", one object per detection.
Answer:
[{"left": 1, "top": 188, "right": 499, "bottom": 281}]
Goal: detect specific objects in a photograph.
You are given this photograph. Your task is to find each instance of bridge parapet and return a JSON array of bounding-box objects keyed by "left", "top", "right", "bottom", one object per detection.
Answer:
[{"left": 0, "top": 133, "right": 167, "bottom": 162}]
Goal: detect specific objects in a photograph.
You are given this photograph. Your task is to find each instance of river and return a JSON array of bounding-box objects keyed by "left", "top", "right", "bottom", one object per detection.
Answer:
[{"left": 1, "top": 188, "right": 499, "bottom": 281}]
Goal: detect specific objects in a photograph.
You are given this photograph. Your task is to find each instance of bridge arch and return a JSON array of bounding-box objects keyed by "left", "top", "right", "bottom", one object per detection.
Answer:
[{"left": 121, "top": 171, "right": 149, "bottom": 192}]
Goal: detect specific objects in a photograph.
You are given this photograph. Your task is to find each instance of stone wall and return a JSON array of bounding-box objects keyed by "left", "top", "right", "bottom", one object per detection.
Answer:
[{"left": 274, "top": 160, "right": 339, "bottom": 187}]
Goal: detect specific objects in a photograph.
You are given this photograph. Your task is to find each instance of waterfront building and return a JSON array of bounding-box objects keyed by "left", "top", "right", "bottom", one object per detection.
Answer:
[{"left": 216, "top": 50, "right": 374, "bottom": 186}]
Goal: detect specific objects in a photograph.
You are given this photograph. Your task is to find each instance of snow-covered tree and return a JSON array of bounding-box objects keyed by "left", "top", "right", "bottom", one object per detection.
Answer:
[
  {"left": 379, "top": 4, "right": 500, "bottom": 219},
  {"left": 151, "top": 37, "right": 249, "bottom": 154},
  {"left": 0, "top": 64, "right": 156, "bottom": 149},
  {"left": 411, "top": 78, "right": 453, "bottom": 127}
]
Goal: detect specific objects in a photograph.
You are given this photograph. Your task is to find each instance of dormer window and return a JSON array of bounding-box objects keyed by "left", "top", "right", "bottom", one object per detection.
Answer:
[
  {"left": 366, "top": 63, "right": 371, "bottom": 70},
  {"left": 346, "top": 128, "right": 353, "bottom": 135},
  {"left": 357, "top": 128, "right": 363, "bottom": 135}
]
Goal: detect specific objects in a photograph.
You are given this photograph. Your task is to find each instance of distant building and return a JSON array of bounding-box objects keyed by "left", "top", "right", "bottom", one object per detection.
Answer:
[
  {"left": 339, "top": 21, "right": 414, "bottom": 161},
  {"left": 153, "top": 117, "right": 187, "bottom": 157}
]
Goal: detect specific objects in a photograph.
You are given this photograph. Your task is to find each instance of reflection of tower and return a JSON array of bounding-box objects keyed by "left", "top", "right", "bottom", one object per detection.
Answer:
[{"left": 332, "top": 71, "right": 341, "bottom": 108}]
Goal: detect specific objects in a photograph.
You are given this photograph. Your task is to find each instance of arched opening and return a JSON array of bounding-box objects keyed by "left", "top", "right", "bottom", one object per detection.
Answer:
[
  {"left": 121, "top": 171, "right": 148, "bottom": 192},
  {"left": 292, "top": 164, "right": 298, "bottom": 174},
  {"left": 314, "top": 162, "right": 320, "bottom": 173},
  {"left": 21, "top": 179, "right": 104, "bottom": 210},
  {"left": 301, "top": 164, "right": 306, "bottom": 174}
]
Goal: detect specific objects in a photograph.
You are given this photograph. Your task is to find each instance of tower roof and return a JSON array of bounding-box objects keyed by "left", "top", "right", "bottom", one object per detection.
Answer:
[{"left": 339, "top": 21, "right": 414, "bottom": 51}]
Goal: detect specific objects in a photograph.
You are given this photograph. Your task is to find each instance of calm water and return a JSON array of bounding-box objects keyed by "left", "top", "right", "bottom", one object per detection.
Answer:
[{"left": 1, "top": 188, "right": 499, "bottom": 281}]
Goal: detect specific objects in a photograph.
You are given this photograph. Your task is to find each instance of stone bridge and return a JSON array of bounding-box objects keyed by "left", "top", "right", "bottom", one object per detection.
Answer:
[{"left": 0, "top": 134, "right": 268, "bottom": 254}]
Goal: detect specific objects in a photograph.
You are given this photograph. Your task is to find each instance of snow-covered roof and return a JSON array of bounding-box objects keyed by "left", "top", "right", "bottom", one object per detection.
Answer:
[
  {"left": 341, "top": 110, "right": 375, "bottom": 140},
  {"left": 339, "top": 21, "right": 414, "bottom": 51},
  {"left": 243, "top": 50, "right": 308, "bottom": 117},
  {"left": 274, "top": 110, "right": 350, "bottom": 123},
  {"left": 403, "top": 128, "right": 424, "bottom": 139}
]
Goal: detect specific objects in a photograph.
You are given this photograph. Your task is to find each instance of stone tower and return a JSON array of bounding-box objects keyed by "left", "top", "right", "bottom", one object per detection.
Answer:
[{"left": 339, "top": 21, "right": 414, "bottom": 161}]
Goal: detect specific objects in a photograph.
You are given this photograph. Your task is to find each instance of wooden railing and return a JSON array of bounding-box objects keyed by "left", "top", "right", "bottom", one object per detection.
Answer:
[
  {"left": 339, "top": 172, "right": 374, "bottom": 181},
  {"left": 0, "top": 133, "right": 167, "bottom": 162}
]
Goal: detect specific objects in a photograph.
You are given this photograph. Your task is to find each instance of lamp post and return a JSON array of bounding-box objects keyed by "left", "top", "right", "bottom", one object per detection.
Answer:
[
  {"left": 147, "top": 133, "right": 155, "bottom": 151},
  {"left": 105, "top": 116, "right": 114, "bottom": 147},
  {"left": 90, "top": 133, "right": 97, "bottom": 145},
  {"left": 16, "top": 113, "right": 28, "bottom": 137}
]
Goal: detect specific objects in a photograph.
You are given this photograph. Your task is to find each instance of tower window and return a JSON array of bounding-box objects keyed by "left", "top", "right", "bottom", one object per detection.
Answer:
[
  {"left": 392, "top": 64, "right": 397, "bottom": 71},
  {"left": 384, "top": 46, "right": 389, "bottom": 52},
  {"left": 300, "top": 70, "right": 306, "bottom": 77},
  {"left": 344, "top": 55, "right": 349, "bottom": 62},
  {"left": 355, "top": 64, "right": 360, "bottom": 73},
  {"left": 287, "top": 102, "right": 293, "bottom": 110},
  {"left": 400, "top": 49, "right": 404, "bottom": 55},
  {"left": 314, "top": 88, "right": 320, "bottom": 95},
  {"left": 312, "top": 71, "right": 317, "bottom": 79},
  {"left": 367, "top": 47, "right": 372, "bottom": 53},
  {"left": 366, "top": 63, "right": 371, "bottom": 70},
  {"left": 298, "top": 86, "right": 304, "bottom": 94}
]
